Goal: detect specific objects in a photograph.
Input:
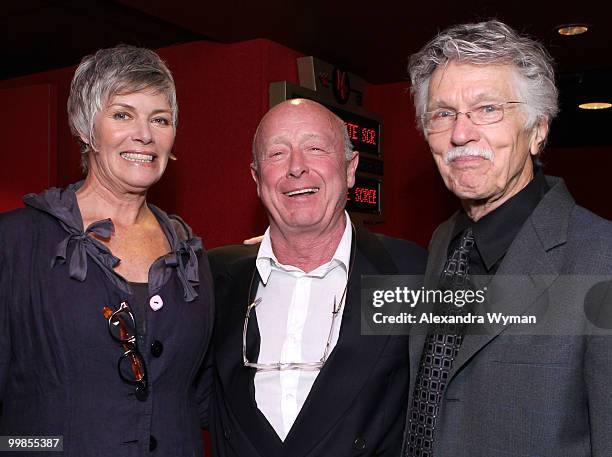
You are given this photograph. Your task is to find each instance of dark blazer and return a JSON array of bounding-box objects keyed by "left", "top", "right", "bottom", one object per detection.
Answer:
[
  {"left": 208, "top": 226, "right": 426, "bottom": 457},
  {"left": 403, "top": 176, "right": 612, "bottom": 457},
  {"left": 0, "top": 187, "right": 214, "bottom": 457}
]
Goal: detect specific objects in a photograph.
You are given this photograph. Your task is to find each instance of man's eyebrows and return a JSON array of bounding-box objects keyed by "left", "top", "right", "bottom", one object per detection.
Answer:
[
  {"left": 265, "top": 136, "right": 290, "bottom": 147},
  {"left": 262, "top": 132, "right": 332, "bottom": 147},
  {"left": 470, "top": 93, "right": 506, "bottom": 103},
  {"left": 300, "top": 133, "right": 322, "bottom": 141},
  {"left": 300, "top": 133, "right": 337, "bottom": 146}
]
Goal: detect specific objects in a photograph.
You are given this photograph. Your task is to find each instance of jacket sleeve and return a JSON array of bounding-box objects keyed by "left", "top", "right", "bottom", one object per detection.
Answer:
[
  {"left": 585, "top": 280, "right": 612, "bottom": 456},
  {"left": 0, "top": 240, "right": 11, "bottom": 404}
]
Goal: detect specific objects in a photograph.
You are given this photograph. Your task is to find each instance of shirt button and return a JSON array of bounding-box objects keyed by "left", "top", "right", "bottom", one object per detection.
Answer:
[
  {"left": 149, "top": 295, "right": 164, "bottom": 311},
  {"left": 151, "top": 340, "right": 164, "bottom": 357},
  {"left": 224, "top": 428, "right": 231, "bottom": 440},
  {"left": 353, "top": 437, "right": 366, "bottom": 450},
  {"left": 149, "top": 435, "right": 157, "bottom": 451}
]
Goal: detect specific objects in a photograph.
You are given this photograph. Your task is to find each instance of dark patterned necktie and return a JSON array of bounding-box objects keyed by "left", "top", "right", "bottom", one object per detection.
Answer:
[{"left": 404, "top": 228, "right": 475, "bottom": 457}]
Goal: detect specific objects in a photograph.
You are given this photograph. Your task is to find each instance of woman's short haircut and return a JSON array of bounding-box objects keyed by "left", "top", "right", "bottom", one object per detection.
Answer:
[{"left": 67, "top": 45, "right": 177, "bottom": 171}]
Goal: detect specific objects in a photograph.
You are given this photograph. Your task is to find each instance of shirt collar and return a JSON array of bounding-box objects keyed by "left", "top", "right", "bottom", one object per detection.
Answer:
[
  {"left": 453, "top": 169, "right": 549, "bottom": 270},
  {"left": 256, "top": 212, "right": 353, "bottom": 284}
]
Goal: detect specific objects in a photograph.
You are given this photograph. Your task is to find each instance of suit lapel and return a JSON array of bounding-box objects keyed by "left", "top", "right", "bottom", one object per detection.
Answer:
[
  {"left": 448, "top": 222, "right": 560, "bottom": 378},
  {"left": 426, "top": 219, "right": 457, "bottom": 286},
  {"left": 214, "top": 255, "right": 283, "bottom": 456},
  {"left": 409, "top": 216, "right": 458, "bottom": 393},
  {"left": 282, "top": 226, "right": 398, "bottom": 456},
  {"left": 446, "top": 177, "right": 574, "bottom": 380}
]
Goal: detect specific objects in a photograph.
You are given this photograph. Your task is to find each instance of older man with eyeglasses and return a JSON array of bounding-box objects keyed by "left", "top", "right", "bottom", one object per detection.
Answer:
[
  {"left": 206, "top": 98, "right": 426, "bottom": 457},
  {"left": 401, "top": 20, "right": 612, "bottom": 457}
]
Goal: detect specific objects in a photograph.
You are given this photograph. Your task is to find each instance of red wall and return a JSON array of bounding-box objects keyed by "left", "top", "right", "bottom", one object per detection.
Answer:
[
  {"left": 363, "top": 82, "right": 457, "bottom": 246},
  {"left": 0, "top": 84, "right": 58, "bottom": 211},
  {"left": 149, "top": 40, "right": 303, "bottom": 248},
  {"left": 0, "top": 67, "right": 78, "bottom": 189}
]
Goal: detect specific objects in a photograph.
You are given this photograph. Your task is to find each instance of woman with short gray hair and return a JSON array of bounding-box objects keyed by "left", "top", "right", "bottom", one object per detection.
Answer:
[{"left": 0, "top": 45, "right": 213, "bottom": 456}]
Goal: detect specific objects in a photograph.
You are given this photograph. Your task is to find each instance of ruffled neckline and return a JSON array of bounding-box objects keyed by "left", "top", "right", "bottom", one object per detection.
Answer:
[{"left": 23, "top": 181, "right": 202, "bottom": 302}]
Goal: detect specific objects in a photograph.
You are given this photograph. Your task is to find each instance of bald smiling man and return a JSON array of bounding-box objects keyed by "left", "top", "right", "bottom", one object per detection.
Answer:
[{"left": 207, "top": 99, "right": 427, "bottom": 457}]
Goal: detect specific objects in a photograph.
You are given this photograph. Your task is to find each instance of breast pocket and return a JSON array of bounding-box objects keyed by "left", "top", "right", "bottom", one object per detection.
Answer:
[{"left": 491, "top": 335, "right": 576, "bottom": 366}]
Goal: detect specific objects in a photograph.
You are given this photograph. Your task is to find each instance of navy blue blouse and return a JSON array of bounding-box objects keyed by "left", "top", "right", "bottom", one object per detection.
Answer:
[{"left": 0, "top": 183, "right": 214, "bottom": 456}]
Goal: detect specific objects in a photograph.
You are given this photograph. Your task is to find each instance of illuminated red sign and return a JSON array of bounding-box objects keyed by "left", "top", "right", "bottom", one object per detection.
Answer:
[
  {"left": 330, "top": 108, "right": 380, "bottom": 156},
  {"left": 333, "top": 68, "right": 351, "bottom": 104},
  {"left": 346, "top": 176, "right": 381, "bottom": 215},
  {"left": 354, "top": 186, "right": 377, "bottom": 205},
  {"left": 286, "top": 90, "right": 381, "bottom": 157},
  {"left": 346, "top": 122, "right": 377, "bottom": 147}
]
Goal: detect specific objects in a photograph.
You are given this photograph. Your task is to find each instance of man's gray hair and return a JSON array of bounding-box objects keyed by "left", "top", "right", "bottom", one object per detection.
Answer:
[
  {"left": 409, "top": 20, "right": 558, "bottom": 141},
  {"left": 251, "top": 101, "right": 354, "bottom": 170},
  {"left": 67, "top": 44, "right": 177, "bottom": 172}
]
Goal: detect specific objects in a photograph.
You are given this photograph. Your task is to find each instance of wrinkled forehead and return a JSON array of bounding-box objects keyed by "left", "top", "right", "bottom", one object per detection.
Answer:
[{"left": 428, "top": 61, "right": 520, "bottom": 107}]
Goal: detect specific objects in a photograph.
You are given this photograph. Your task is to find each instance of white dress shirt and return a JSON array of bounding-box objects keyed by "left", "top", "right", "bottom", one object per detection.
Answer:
[{"left": 253, "top": 213, "right": 352, "bottom": 440}]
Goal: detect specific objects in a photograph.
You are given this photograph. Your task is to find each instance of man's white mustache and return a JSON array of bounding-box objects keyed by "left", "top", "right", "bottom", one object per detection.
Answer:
[{"left": 444, "top": 146, "right": 494, "bottom": 165}]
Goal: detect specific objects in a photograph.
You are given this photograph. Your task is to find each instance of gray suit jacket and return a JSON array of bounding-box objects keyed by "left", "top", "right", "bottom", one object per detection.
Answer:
[{"left": 403, "top": 176, "right": 612, "bottom": 457}]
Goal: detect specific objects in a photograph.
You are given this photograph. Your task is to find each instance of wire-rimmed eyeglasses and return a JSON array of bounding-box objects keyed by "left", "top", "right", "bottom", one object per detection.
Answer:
[
  {"left": 422, "top": 101, "right": 524, "bottom": 133},
  {"left": 102, "top": 302, "right": 149, "bottom": 401},
  {"left": 243, "top": 291, "right": 346, "bottom": 372}
]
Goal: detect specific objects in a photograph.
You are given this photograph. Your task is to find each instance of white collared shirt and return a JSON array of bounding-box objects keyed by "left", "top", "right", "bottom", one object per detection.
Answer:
[{"left": 253, "top": 213, "right": 352, "bottom": 440}]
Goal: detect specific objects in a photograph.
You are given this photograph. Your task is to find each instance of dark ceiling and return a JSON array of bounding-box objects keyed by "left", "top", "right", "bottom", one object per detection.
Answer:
[{"left": 2, "top": 0, "right": 611, "bottom": 146}]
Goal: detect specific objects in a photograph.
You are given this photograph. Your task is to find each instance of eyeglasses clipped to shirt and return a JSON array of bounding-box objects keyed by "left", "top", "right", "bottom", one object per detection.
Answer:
[
  {"left": 242, "top": 225, "right": 356, "bottom": 372},
  {"left": 242, "top": 294, "right": 345, "bottom": 372},
  {"left": 102, "top": 301, "right": 149, "bottom": 401}
]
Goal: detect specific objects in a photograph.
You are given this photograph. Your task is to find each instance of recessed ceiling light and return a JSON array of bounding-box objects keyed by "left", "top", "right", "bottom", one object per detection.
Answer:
[
  {"left": 578, "top": 102, "right": 612, "bottom": 110},
  {"left": 557, "top": 24, "right": 589, "bottom": 36}
]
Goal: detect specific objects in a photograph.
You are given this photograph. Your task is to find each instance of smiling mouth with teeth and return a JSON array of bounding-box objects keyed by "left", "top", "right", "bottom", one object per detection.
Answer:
[
  {"left": 120, "top": 152, "right": 155, "bottom": 163},
  {"left": 285, "top": 187, "right": 320, "bottom": 197}
]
